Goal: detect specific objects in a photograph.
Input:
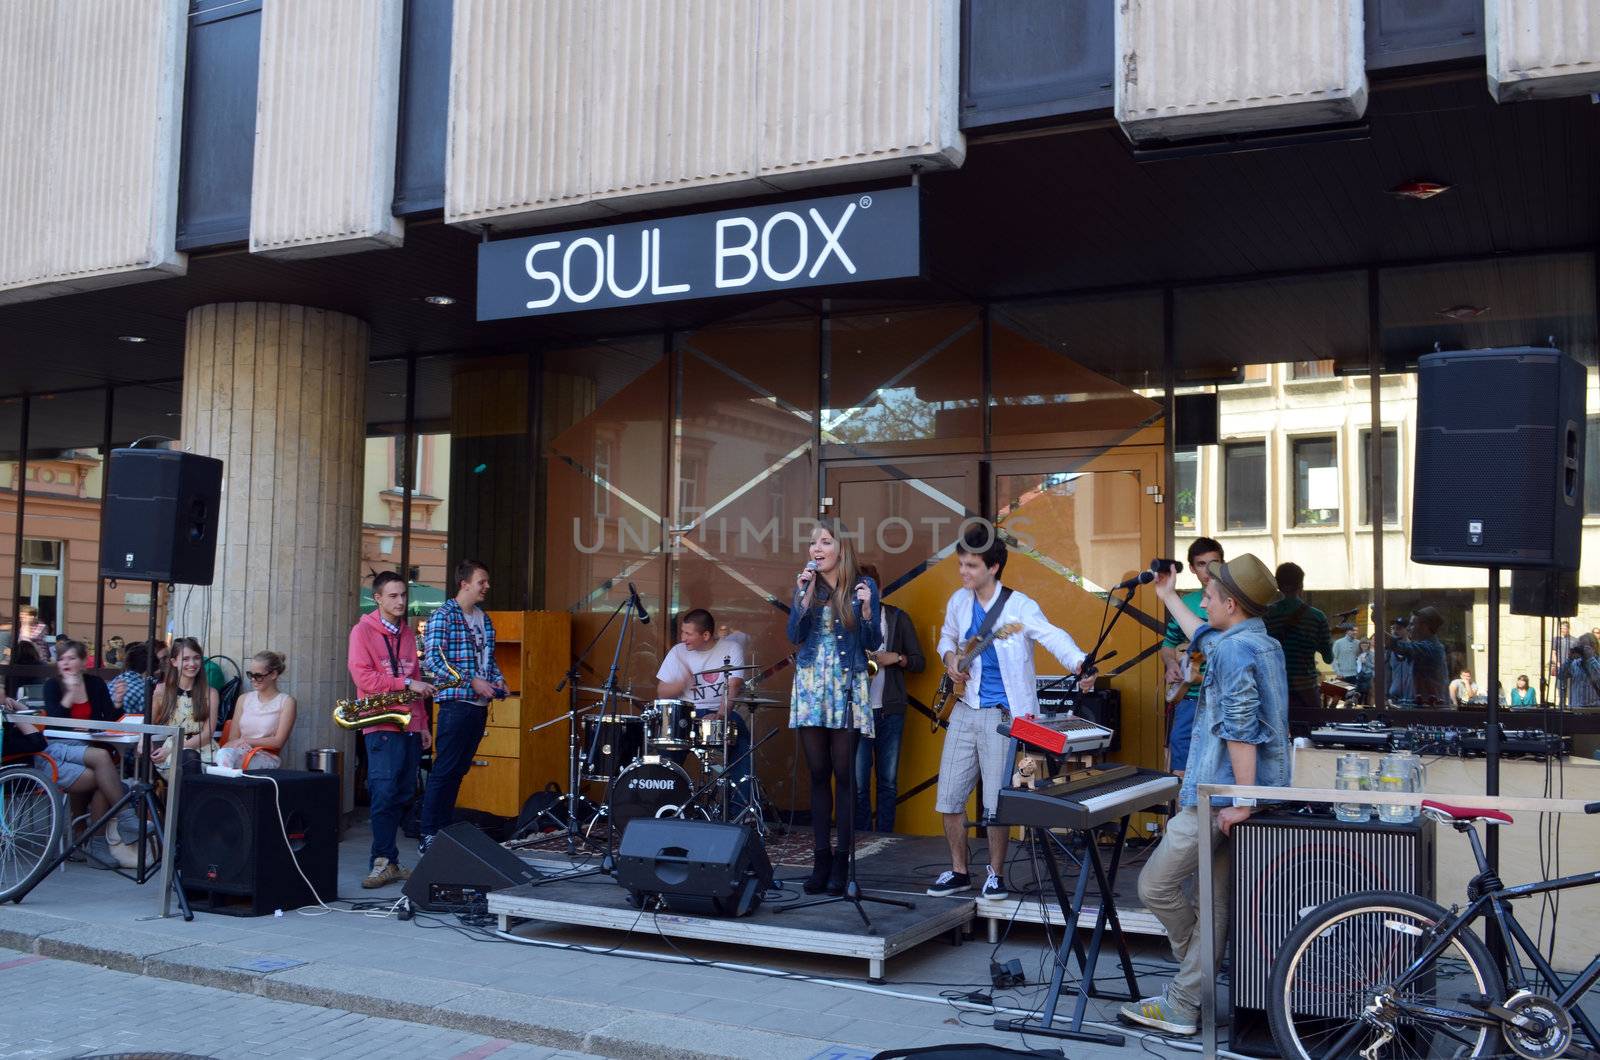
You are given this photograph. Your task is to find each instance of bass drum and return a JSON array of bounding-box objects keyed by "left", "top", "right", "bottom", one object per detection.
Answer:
[{"left": 606, "top": 760, "right": 699, "bottom": 839}]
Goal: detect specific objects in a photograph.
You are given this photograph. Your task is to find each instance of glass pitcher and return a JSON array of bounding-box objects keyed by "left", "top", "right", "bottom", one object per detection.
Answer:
[
  {"left": 1377, "top": 750, "right": 1427, "bottom": 824},
  {"left": 1334, "top": 753, "right": 1372, "bottom": 822}
]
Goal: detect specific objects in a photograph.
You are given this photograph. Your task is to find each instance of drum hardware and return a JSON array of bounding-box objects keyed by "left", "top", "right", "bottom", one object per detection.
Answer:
[
  {"left": 570, "top": 685, "right": 649, "bottom": 704},
  {"left": 642, "top": 698, "right": 694, "bottom": 752},
  {"left": 727, "top": 695, "right": 784, "bottom": 708},
  {"left": 695, "top": 661, "right": 761, "bottom": 678}
]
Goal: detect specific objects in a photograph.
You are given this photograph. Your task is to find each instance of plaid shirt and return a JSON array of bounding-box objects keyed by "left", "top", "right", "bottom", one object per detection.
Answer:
[
  {"left": 424, "top": 599, "right": 506, "bottom": 705},
  {"left": 109, "top": 671, "right": 148, "bottom": 715}
]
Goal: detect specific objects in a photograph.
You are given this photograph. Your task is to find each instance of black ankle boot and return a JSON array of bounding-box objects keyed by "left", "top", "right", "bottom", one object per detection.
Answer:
[
  {"left": 803, "top": 847, "right": 832, "bottom": 894},
  {"left": 827, "top": 846, "right": 850, "bottom": 895}
]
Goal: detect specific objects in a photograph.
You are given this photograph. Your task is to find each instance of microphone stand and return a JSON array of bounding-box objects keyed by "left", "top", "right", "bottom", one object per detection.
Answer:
[
  {"left": 552, "top": 594, "right": 631, "bottom": 857},
  {"left": 775, "top": 645, "right": 914, "bottom": 932}
]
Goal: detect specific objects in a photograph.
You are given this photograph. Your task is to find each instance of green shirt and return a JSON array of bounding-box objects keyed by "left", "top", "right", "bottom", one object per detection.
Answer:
[
  {"left": 1164, "top": 589, "right": 1209, "bottom": 696},
  {"left": 1264, "top": 597, "right": 1334, "bottom": 692}
]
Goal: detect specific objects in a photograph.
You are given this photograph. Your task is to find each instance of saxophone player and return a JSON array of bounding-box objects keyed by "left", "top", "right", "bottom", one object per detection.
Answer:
[{"left": 349, "top": 570, "right": 435, "bottom": 889}]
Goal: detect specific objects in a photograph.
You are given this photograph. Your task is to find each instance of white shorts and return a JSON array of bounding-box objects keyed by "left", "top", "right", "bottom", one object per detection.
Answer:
[{"left": 934, "top": 706, "right": 1015, "bottom": 820}]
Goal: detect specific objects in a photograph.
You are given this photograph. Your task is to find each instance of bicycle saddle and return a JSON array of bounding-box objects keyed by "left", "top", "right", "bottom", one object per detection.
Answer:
[{"left": 1421, "top": 799, "right": 1512, "bottom": 825}]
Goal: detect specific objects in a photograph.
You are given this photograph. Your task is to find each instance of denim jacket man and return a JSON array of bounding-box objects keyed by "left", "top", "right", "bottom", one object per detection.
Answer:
[{"left": 1122, "top": 553, "right": 1289, "bottom": 1038}]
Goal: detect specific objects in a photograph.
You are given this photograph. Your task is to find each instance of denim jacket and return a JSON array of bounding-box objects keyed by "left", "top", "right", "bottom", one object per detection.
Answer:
[
  {"left": 1178, "top": 616, "right": 1291, "bottom": 809},
  {"left": 786, "top": 576, "right": 882, "bottom": 675}
]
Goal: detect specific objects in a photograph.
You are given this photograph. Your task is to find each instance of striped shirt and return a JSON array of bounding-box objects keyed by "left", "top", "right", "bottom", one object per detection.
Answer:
[{"left": 1264, "top": 597, "right": 1333, "bottom": 693}]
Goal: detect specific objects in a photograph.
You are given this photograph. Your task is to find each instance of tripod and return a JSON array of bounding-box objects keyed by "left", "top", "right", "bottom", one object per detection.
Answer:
[
  {"left": 545, "top": 595, "right": 636, "bottom": 856},
  {"left": 775, "top": 680, "right": 914, "bottom": 932}
]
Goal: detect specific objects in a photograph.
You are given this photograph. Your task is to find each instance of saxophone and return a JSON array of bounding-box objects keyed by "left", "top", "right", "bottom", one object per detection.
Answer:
[{"left": 333, "top": 658, "right": 466, "bottom": 731}]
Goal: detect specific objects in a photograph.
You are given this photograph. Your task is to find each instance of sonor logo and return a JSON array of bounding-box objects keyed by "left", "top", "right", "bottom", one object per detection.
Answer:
[{"left": 629, "top": 778, "right": 679, "bottom": 791}]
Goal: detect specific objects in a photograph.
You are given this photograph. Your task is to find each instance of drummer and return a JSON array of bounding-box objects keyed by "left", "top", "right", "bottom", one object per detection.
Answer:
[{"left": 656, "top": 608, "right": 753, "bottom": 812}]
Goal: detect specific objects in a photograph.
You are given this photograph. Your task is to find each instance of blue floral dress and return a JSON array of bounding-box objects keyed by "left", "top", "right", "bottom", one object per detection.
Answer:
[{"left": 789, "top": 606, "right": 874, "bottom": 736}]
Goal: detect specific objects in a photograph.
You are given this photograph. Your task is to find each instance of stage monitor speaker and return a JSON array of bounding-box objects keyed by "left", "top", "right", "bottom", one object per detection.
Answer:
[
  {"left": 1412, "top": 348, "right": 1584, "bottom": 570},
  {"left": 614, "top": 818, "right": 773, "bottom": 918},
  {"left": 1174, "top": 392, "right": 1219, "bottom": 448},
  {"left": 402, "top": 821, "right": 542, "bottom": 912},
  {"left": 1511, "top": 569, "right": 1579, "bottom": 617},
  {"left": 179, "top": 769, "right": 339, "bottom": 917},
  {"left": 99, "top": 448, "right": 224, "bottom": 585},
  {"left": 1227, "top": 812, "right": 1435, "bottom": 1055}
]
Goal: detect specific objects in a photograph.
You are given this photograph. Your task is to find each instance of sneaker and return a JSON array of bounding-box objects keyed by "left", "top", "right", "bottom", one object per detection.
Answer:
[
  {"left": 84, "top": 835, "right": 118, "bottom": 870},
  {"left": 926, "top": 870, "right": 972, "bottom": 897},
  {"left": 1119, "top": 994, "right": 1199, "bottom": 1037},
  {"left": 981, "top": 869, "right": 1008, "bottom": 900},
  {"left": 417, "top": 833, "right": 434, "bottom": 858},
  {"left": 362, "top": 857, "right": 407, "bottom": 889}
]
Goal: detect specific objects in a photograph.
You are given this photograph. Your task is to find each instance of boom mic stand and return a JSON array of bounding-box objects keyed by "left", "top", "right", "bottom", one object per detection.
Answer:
[{"left": 552, "top": 594, "right": 633, "bottom": 857}]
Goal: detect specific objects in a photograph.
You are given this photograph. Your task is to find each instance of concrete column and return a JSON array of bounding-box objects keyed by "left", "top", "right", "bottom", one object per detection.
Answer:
[{"left": 181, "top": 303, "right": 367, "bottom": 809}]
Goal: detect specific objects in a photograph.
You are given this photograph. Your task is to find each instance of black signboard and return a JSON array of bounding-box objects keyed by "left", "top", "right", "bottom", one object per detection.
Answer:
[{"left": 476, "top": 187, "right": 920, "bottom": 320}]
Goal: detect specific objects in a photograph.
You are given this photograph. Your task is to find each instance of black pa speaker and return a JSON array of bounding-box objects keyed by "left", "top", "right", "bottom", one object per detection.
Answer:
[
  {"left": 401, "top": 821, "right": 542, "bottom": 912},
  {"left": 1228, "top": 812, "right": 1435, "bottom": 1055},
  {"left": 1511, "top": 569, "right": 1580, "bottom": 617},
  {"left": 1412, "top": 348, "right": 1584, "bottom": 570},
  {"left": 614, "top": 818, "right": 773, "bottom": 917},
  {"left": 100, "top": 448, "right": 224, "bottom": 585},
  {"left": 178, "top": 770, "right": 339, "bottom": 916}
]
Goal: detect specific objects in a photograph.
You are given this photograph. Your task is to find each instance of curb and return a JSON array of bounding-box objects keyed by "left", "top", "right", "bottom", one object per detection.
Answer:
[{"left": 0, "top": 908, "right": 841, "bottom": 1060}]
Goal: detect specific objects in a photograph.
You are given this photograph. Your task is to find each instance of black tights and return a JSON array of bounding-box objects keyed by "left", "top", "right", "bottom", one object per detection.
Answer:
[{"left": 799, "top": 726, "right": 857, "bottom": 854}]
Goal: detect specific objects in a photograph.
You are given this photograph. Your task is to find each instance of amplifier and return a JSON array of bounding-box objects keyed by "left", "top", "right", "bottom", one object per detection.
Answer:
[
  {"left": 1229, "top": 811, "right": 1434, "bottom": 1054},
  {"left": 1034, "top": 683, "right": 1120, "bottom": 751},
  {"left": 1308, "top": 723, "right": 1393, "bottom": 750}
]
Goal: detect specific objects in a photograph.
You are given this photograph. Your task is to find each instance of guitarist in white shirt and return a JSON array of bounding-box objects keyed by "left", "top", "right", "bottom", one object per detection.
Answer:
[{"left": 927, "top": 526, "right": 1092, "bottom": 900}]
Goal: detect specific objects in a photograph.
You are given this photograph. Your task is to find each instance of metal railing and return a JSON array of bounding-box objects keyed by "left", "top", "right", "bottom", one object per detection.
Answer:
[
  {"left": 1194, "top": 783, "right": 1599, "bottom": 1058},
  {"left": 3, "top": 710, "right": 185, "bottom": 917}
]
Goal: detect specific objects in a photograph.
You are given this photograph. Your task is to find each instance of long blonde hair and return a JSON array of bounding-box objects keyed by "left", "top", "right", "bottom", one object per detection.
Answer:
[{"left": 811, "top": 519, "right": 865, "bottom": 631}]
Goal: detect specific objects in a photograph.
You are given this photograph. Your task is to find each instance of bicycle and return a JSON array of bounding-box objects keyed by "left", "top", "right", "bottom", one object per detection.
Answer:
[
  {"left": 1266, "top": 798, "right": 1600, "bottom": 1058},
  {"left": 0, "top": 762, "right": 67, "bottom": 902}
]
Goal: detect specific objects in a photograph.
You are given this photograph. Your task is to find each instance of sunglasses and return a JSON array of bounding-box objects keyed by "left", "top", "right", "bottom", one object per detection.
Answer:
[{"left": 246, "top": 671, "right": 271, "bottom": 681}]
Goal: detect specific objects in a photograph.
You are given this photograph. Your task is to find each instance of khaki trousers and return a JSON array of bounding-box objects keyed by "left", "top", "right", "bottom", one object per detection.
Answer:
[{"left": 1135, "top": 806, "right": 1232, "bottom": 1011}]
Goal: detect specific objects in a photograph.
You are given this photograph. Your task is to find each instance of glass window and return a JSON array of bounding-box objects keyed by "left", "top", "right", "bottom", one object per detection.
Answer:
[
  {"left": 1291, "top": 360, "right": 1336, "bottom": 380},
  {"left": 1292, "top": 436, "right": 1339, "bottom": 527},
  {"left": 1223, "top": 441, "right": 1266, "bottom": 530},
  {"left": 1174, "top": 448, "right": 1197, "bottom": 530},
  {"left": 1360, "top": 428, "right": 1400, "bottom": 526},
  {"left": 1587, "top": 415, "right": 1600, "bottom": 517}
]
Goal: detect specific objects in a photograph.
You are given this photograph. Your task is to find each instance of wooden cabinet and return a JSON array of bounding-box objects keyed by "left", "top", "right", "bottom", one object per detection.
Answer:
[{"left": 440, "top": 610, "right": 571, "bottom": 819}]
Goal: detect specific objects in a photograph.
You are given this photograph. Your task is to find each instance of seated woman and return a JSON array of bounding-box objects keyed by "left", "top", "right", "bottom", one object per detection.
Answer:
[
  {"left": 19, "top": 655, "right": 143, "bottom": 869},
  {"left": 215, "top": 650, "right": 296, "bottom": 771},
  {"left": 150, "top": 637, "right": 219, "bottom": 776},
  {"left": 1510, "top": 674, "right": 1538, "bottom": 707}
]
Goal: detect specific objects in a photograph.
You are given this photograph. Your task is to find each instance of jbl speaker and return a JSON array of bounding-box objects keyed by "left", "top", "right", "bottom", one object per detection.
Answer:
[
  {"left": 1412, "top": 348, "right": 1584, "bottom": 570},
  {"left": 99, "top": 448, "right": 223, "bottom": 585},
  {"left": 1511, "top": 569, "right": 1579, "bottom": 617},
  {"left": 615, "top": 818, "right": 773, "bottom": 918},
  {"left": 178, "top": 770, "right": 339, "bottom": 916},
  {"left": 1228, "top": 812, "right": 1435, "bottom": 1054},
  {"left": 402, "top": 821, "right": 542, "bottom": 912}
]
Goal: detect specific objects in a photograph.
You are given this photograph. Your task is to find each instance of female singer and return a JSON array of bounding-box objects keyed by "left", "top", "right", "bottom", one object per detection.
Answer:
[{"left": 787, "top": 519, "right": 881, "bottom": 894}]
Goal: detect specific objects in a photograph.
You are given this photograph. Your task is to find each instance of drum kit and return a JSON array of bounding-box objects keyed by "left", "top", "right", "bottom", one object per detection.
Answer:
[{"left": 541, "top": 660, "right": 785, "bottom": 845}]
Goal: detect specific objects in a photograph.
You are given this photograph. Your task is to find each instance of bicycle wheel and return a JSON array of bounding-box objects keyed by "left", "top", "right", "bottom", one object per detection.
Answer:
[
  {"left": 0, "top": 767, "right": 65, "bottom": 902},
  {"left": 1268, "top": 890, "right": 1504, "bottom": 1059}
]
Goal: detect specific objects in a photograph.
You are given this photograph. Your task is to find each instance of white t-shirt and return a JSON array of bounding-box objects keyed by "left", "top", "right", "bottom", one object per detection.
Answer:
[
  {"left": 464, "top": 608, "right": 491, "bottom": 703},
  {"left": 657, "top": 639, "right": 744, "bottom": 712}
]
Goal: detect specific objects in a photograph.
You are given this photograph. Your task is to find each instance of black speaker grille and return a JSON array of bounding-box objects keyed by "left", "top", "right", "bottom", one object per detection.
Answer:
[{"left": 1413, "top": 426, "right": 1556, "bottom": 559}]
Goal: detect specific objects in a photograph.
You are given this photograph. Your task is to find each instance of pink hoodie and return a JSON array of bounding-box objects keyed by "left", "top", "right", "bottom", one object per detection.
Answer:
[{"left": 346, "top": 609, "right": 426, "bottom": 735}]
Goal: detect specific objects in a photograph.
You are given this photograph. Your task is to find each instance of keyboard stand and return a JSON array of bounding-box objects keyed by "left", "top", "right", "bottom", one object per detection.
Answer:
[{"left": 994, "top": 814, "right": 1143, "bottom": 1046}]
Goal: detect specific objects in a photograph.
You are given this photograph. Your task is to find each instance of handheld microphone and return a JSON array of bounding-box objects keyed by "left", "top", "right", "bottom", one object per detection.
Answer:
[
  {"left": 627, "top": 581, "right": 650, "bottom": 624},
  {"left": 1151, "top": 558, "right": 1184, "bottom": 575},
  {"left": 1112, "top": 570, "right": 1156, "bottom": 591}
]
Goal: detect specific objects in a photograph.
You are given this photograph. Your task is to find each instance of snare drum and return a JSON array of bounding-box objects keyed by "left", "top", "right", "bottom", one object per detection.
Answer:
[
  {"left": 606, "top": 759, "right": 698, "bottom": 837},
  {"left": 645, "top": 699, "right": 694, "bottom": 751},
  {"left": 692, "top": 714, "right": 729, "bottom": 750},
  {"left": 580, "top": 714, "right": 644, "bottom": 780}
]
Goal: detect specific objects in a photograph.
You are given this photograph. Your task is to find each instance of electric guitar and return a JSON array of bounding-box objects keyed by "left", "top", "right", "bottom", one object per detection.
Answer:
[
  {"left": 1165, "top": 649, "right": 1205, "bottom": 704},
  {"left": 930, "top": 621, "right": 1025, "bottom": 732}
]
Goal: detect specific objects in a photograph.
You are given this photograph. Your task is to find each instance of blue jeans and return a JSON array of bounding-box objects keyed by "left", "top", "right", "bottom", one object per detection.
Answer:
[
  {"left": 853, "top": 711, "right": 904, "bottom": 832},
  {"left": 420, "top": 702, "right": 487, "bottom": 838},
  {"left": 364, "top": 730, "right": 420, "bottom": 868},
  {"left": 1169, "top": 696, "right": 1197, "bottom": 772}
]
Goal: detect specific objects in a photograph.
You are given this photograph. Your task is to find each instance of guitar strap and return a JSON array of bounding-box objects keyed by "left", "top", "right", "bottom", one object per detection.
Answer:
[{"left": 970, "top": 587, "right": 1015, "bottom": 652}]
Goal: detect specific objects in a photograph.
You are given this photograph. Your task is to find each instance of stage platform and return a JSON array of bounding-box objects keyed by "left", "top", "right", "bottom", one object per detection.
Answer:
[{"left": 491, "top": 830, "right": 1165, "bottom": 980}]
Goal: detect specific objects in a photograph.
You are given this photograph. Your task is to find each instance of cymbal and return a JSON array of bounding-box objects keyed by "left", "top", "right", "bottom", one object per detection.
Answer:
[
  {"left": 729, "top": 695, "right": 785, "bottom": 708},
  {"left": 696, "top": 662, "right": 762, "bottom": 676},
  {"left": 571, "top": 685, "right": 648, "bottom": 704}
]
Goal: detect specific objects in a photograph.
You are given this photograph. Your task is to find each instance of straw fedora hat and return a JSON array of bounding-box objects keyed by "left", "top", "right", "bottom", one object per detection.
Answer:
[{"left": 1205, "top": 555, "right": 1280, "bottom": 616}]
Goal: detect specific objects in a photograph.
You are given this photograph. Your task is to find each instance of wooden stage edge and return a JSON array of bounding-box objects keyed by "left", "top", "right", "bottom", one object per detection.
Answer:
[{"left": 490, "top": 879, "right": 974, "bottom": 982}]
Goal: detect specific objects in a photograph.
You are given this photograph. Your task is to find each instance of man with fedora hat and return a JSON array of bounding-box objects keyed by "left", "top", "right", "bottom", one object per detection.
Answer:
[{"left": 1122, "top": 553, "right": 1290, "bottom": 1037}]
